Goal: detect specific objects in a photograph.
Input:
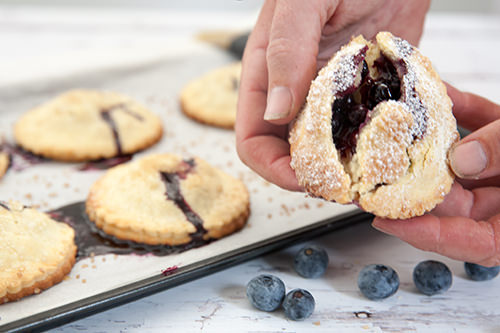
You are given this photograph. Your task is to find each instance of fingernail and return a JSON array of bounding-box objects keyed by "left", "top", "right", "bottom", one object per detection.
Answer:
[
  {"left": 263, "top": 86, "right": 292, "bottom": 121},
  {"left": 372, "top": 218, "right": 397, "bottom": 236},
  {"left": 450, "top": 140, "right": 487, "bottom": 178}
]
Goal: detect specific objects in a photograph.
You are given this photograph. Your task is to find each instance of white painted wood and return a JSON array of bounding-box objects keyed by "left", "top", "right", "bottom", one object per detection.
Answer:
[
  {"left": 52, "top": 222, "right": 500, "bottom": 332},
  {"left": 0, "top": 5, "right": 499, "bottom": 332}
]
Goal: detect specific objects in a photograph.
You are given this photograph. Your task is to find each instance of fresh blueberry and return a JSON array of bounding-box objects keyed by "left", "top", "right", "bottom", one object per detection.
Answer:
[
  {"left": 293, "top": 245, "right": 329, "bottom": 278},
  {"left": 246, "top": 274, "right": 285, "bottom": 312},
  {"left": 357, "top": 264, "right": 399, "bottom": 300},
  {"left": 464, "top": 262, "right": 500, "bottom": 281},
  {"left": 413, "top": 260, "right": 452, "bottom": 295},
  {"left": 282, "top": 288, "right": 315, "bottom": 321}
]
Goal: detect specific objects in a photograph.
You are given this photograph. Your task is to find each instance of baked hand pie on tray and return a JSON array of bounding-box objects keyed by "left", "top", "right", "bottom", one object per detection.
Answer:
[
  {"left": 14, "top": 90, "right": 163, "bottom": 162},
  {"left": 0, "top": 151, "right": 9, "bottom": 180},
  {"left": 290, "top": 32, "right": 459, "bottom": 219},
  {"left": 0, "top": 201, "right": 77, "bottom": 303},
  {"left": 86, "top": 153, "right": 250, "bottom": 246},
  {"left": 180, "top": 62, "right": 241, "bottom": 129}
]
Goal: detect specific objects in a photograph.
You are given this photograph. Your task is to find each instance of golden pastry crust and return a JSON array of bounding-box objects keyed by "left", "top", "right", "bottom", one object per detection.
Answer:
[
  {"left": 0, "top": 201, "right": 76, "bottom": 303},
  {"left": 180, "top": 62, "right": 241, "bottom": 129},
  {"left": 290, "top": 32, "right": 459, "bottom": 219},
  {"left": 86, "top": 153, "right": 250, "bottom": 245},
  {"left": 0, "top": 152, "right": 9, "bottom": 180},
  {"left": 14, "top": 90, "right": 163, "bottom": 162}
]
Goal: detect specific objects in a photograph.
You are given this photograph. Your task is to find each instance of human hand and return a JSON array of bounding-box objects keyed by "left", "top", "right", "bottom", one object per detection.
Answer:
[
  {"left": 373, "top": 84, "right": 500, "bottom": 266},
  {"left": 235, "top": 0, "right": 430, "bottom": 191}
]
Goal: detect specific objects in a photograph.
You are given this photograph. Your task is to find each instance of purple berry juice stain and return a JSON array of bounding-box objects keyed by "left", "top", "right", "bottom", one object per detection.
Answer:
[
  {"left": 77, "top": 155, "right": 133, "bottom": 171},
  {"left": 0, "top": 142, "right": 46, "bottom": 172},
  {"left": 48, "top": 201, "right": 211, "bottom": 261},
  {"left": 99, "top": 103, "right": 145, "bottom": 156},
  {"left": 160, "top": 159, "right": 207, "bottom": 241}
]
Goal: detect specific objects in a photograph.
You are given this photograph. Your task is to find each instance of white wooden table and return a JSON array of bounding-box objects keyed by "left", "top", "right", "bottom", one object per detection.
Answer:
[
  {"left": 54, "top": 222, "right": 500, "bottom": 332},
  {"left": 1, "top": 5, "right": 500, "bottom": 333}
]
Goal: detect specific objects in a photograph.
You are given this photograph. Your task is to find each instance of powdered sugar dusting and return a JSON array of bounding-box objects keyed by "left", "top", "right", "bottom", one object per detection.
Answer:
[
  {"left": 290, "top": 40, "right": 368, "bottom": 202},
  {"left": 290, "top": 32, "right": 458, "bottom": 217},
  {"left": 391, "top": 37, "right": 427, "bottom": 139},
  {"left": 330, "top": 46, "right": 368, "bottom": 96}
]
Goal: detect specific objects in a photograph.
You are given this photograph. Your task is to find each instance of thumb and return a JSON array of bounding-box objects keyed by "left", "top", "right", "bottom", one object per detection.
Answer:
[
  {"left": 263, "top": 0, "right": 335, "bottom": 124},
  {"left": 445, "top": 83, "right": 500, "bottom": 179},
  {"left": 450, "top": 119, "right": 500, "bottom": 180}
]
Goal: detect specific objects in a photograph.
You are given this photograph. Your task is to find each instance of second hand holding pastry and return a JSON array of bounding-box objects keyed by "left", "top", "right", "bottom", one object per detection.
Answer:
[
  {"left": 235, "top": 0, "right": 500, "bottom": 266},
  {"left": 373, "top": 85, "right": 500, "bottom": 267}
]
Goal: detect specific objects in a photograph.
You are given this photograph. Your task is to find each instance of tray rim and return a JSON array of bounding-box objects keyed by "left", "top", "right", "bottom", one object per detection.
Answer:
[{"left": 0, "top": 209, "right": 372, "bottom": 332}]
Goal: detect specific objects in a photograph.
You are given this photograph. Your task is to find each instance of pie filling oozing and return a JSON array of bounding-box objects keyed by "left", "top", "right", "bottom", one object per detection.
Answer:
[
  {"left": 160, "top": 159, "right": 208, "bottom": 241},
  {"left": 100, "top": 104, "right": 145, "bottom": 156},
  {"left": 0, "top": 201, "right": 9, "bottom": 210},
  {"left": 331, "top": 48, "right": 426, "bottom": 157},
  {"left": 0, "top": 142, "right": 45, "bottom": 171}
]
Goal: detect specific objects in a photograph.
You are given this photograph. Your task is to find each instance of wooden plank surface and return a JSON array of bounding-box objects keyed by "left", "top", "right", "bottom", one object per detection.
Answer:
[{"left": 1, "top": 6, "right": 499, "bottom": 332}]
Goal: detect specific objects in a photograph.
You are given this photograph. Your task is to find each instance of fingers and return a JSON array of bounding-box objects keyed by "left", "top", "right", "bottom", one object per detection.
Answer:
[
  {"left": 458, "top": 175, "right": 500, "bottom": 190},
  {"left": 431, "top": 182, "right": 500, "bottom": 221},
  {"left": 372, "top": 214, "right": 500, "bottom": 267},
  {"left": 236, "top": 0, "right": 301, "bottom": 191},
  {"left": 373, "top": 181, "right": 500, "bottom": 266},
  {"left": 237, "top": 134, "right": 302, "bottom": 191},
  {"left": 236, "top": 49, "right": 295, "bottom": 189},
  {"left": 446, "top": 83, "right": 500, "bottom": 132},
  {"left": 430, "top": 182, "right": 473, "bottom": 218},
  {"left": 263, "top": 0, "right": 336, "bottom": 124},
  {"left": 446, "top": 83, "right": 500, "bottom": 180},
  {"left": 449, "top": 118, "right": 500, "bottom": 179}
]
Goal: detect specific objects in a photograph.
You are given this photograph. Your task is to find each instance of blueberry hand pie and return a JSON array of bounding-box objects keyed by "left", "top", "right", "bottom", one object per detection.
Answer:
[
  {"left": 0, "top": 151, "right": 9, "bottom": 180},
  {"left": 86, "top": 153, "right": 249, "bottom": 245},
  {"left": 0, "top": 201, "right": 76, "bottom": 303},
  {"left": 290, "top": 32, "right": 459, "bottom": 219},
  {"left": 180, "top": 62, "right": 241, "bottom": 129},
  {"left": 14, "top": 90, "right": 163, "bottom": 162}
]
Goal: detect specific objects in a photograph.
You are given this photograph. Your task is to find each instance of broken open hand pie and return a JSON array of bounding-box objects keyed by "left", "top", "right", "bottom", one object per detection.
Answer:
[{"left": 290, "top": 32, "right": 459, "bottom": 219}]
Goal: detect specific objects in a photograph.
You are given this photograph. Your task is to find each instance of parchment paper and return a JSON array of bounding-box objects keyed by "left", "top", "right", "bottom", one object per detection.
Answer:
[{"left": 0, "top": 42, "right": 358, "bottom": 325}]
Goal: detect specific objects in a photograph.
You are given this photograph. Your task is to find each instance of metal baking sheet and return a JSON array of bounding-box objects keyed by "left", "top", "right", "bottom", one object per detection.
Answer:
[{"left": 0, "top": 43, "right": 368, "bottom": 332}]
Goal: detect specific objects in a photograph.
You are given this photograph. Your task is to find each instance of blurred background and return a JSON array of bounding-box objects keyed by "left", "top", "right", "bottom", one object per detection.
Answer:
[
  {"left": 0, "top": 0, "right": 500, "bottom": 12},
  {"left": 0, "top": 0, "right": 499, "bottom": 92}
]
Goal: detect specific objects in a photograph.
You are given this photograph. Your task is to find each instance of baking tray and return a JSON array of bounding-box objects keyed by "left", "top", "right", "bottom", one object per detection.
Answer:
[{"left": 0, "top": 43, "right": 370, "bottom": 332}]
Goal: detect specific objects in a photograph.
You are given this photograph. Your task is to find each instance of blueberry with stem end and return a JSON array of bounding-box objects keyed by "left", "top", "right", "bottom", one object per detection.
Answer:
[
  {"left": 282, "top": 289, "right": 315, "bottom": 321},
  {"left": 293, "top": 245, "right": 329, "bottom": 278}
]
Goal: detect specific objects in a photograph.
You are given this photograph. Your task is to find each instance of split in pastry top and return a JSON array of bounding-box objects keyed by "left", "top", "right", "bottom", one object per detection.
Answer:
[{"left": 290, "top": 32, "right": 459, "bottom": 219}]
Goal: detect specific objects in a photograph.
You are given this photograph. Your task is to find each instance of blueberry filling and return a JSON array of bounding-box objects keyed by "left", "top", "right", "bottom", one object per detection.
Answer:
[
  {"left": 160, "top": 159, "right": 207, "bottom": 241},
  {"left": 49, "top": 202, "right": 211, "bottom": 259},
  {"left": 0, "top": 142, "right": 45, "bottom": 171},
  {"left": 77, "top": 155, "right": 133, "bottom": 171},
  {"left": 100, "top": 104, "right": 144, "bottom": 156},
  {"left": 0, "top": 201, "right": 9, "bottom": 210},
  {"left": 332, "top": 56, "right": 402, "bottom": 157}
]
